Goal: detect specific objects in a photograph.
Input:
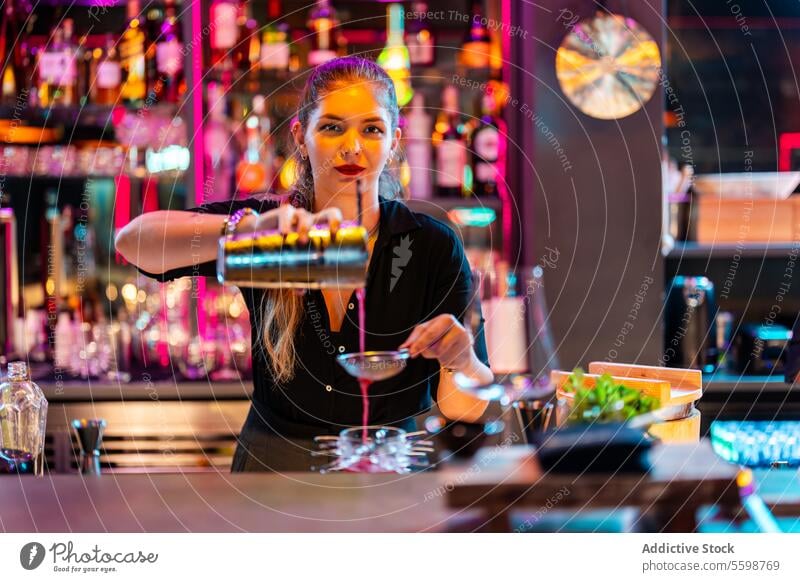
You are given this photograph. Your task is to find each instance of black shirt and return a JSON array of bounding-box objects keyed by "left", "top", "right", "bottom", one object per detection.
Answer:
[{"left": 137, "top": 194, "right": 490, "bottom": 437}]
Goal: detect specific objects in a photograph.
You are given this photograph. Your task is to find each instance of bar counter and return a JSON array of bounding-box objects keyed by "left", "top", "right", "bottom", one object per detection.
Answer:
[
  {"left": 0, "top": 470, "right": 481, "bottom": 533},
  {"left": 3, "top": 442, "right": 799, "bottom": 533}
]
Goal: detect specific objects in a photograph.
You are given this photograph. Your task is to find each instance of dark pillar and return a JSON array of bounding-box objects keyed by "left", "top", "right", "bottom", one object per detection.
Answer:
[{"left": 506, "top": 0, "right": 666, "bottom": 367}]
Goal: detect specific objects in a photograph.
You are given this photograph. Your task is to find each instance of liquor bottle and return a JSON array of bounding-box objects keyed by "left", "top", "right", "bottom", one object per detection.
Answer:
[
  {"left": 469, "top": 82, "right": 506, "bottom": 197},
  {"left": 144, "top": 1, "right": 164, "bottom": 102},
  {"left": 260, "top": 0, "right": 290, "bottom": 71},
  {"left": 406, "top": 1, "right": 435, "bottom": 67},
  {"left": 307, "top": 0, "right": 338, "bottom": 67},
  {"left": 335, "top": 22, "right": 348, "bottom": 59},
  {"left": 155, "top": 0, "right": 185, "bottom": 103},
  {"left": 0, "top": 1, "right": 22, "bottom": 105},
  {"left": 38, "top": 19, "right": 78, "bottom": 108},
  {"left": 44, "top": 189, "right": 65, "bottom": 299},
  {"left": 403, "top": 94, "right": 432, "bottom": 200},
  {"left": 64, "top": 20, "right": 82, "bottom": 106},
  {"left": 92, "top": 34, "right": 122, "bottom": 106},
  {"left": 205, "top": 82, "right": 235, "bottom": 202},
  {"left": 38, "top": 189, "right": 60, "bottom": 358},
  {"left": 377, "top": 4, "right": 413, "bottom": 107},
  {"left": 18, "top": 19, "right": 37, "bottom": 107},
  {"left": 77, "top": 33, "right": 93, "bottom": 107},
  {"left": 210, "top": 0, "right": 240, "bottom": 68},
  {"left": 0, "top": 189, "right": 19, "bottom": 362},
  {"left": 235, "top": 99, "right": 269, "bottom": 194},
  {"left": 53, "top": 310, "right": 73, "bottom": 371},
  {"left": 433, "top": 86, "right": 467, "bottom": 198},
  {"left": 462, "top": 0, "right": 491, "bottom": 70},
  {"left": 235, "top": 1, "right": 260, "bottom": 90},
  {"left": 253, "top": 95, "right": 274, "bottom": 185},
  {"left": 0, "top": 361, "right": 48, "bottom": 476},
  {"left": 120, "top": 0, "right": 147, "bottom": 105}
]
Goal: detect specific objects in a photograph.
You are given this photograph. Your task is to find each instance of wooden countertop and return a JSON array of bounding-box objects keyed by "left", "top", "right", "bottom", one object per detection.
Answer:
[
  {"left": 40, "top": 380, "right": 252, "bottom": 402},
  {"left": 0, "top": 470, "right": 483, "bottom": 533},
  {"left": 0, "top": 442, "right": 733, "bottom": 533},
  {"left": 3, "top": 442, "right": 795, "bottom": 533}
]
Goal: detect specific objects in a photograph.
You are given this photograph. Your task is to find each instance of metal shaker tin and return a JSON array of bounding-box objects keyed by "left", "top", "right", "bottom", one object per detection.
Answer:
[{"left": 217, "top": 222, "right": 369, "bottom": 289}]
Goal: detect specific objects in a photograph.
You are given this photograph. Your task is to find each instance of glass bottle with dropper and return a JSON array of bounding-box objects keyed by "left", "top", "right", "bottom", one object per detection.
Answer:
[{"left": 0, "top": 361, "right": 48, "bottom": 475}]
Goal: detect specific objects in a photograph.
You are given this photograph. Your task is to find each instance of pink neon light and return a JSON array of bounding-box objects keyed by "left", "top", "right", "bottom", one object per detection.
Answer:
[
  {"left": 191, "top": 1, "right": 208, "bottom": 341},
  {"left": 501, "top": 0, "right": 513, "bottom": 264},
  {"left": 113, "top": 175, "right": 131, "bottom": 264},
  {"left": 779, "top": 133, "right": 800, "bottom": 172}
]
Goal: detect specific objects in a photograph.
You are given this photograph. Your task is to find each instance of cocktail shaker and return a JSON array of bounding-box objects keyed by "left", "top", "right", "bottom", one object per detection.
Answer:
[{"left": 217, "top": 222, "right": 369, "bottom": 289}]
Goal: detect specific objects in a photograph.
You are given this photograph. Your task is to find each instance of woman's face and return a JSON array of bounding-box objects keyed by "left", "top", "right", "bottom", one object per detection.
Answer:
[{"left": 293, "top": 82, "right": 401, "bottom": 202}]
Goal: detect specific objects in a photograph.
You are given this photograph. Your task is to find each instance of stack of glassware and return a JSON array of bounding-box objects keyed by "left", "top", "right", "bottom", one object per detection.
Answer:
[
  {"left": 312, "top": 426, "right": 434, "bottom": 474},
  {"left": 710, "top": 421, "right": 800, "bottom": 468}
]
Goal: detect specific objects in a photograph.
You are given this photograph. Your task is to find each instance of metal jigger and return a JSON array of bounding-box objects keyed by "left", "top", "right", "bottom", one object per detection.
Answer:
[{"left": 71, "top": 419, "right": 107, "bottom": 475}]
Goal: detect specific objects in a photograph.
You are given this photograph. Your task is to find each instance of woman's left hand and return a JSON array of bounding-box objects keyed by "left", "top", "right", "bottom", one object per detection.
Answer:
[{"left": 399, "top": 314, "right": 474, "bottom": 372}]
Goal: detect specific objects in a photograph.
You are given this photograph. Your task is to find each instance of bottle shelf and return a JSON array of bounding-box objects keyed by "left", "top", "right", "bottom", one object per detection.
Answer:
[
  {"left": 1, "top": 171, "right": 186, "bottom": 181},
  {"left": 0, "top": 102, "right": 181, "bottom": 129},
  {"left": 203, "top": 62, "right": 498, "bottom": 89},
  {"left": 703, "top": 372, "right": 790, "bottom": 393},
  {"left": 405, "top": 196, "right": 503, "bottom": 209},
  {"left": 667, "top": 241, "right": 800, "bottom": 260}
]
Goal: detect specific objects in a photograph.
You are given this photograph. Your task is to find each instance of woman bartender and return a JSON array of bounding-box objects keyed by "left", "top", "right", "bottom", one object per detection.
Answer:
[{"left": 115, "top": 57, "right": 494, "bottom": 471}]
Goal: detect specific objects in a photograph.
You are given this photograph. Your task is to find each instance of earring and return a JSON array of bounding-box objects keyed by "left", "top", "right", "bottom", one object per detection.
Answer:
[{"left": 300, "top": 151, "right": 307, "bottom": 160}]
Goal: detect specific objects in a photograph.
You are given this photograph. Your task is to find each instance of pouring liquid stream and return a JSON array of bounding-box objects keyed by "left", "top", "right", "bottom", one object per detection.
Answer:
[
  {"left": 356, "top": 287, "right": 369, "bottom": 442},
  {"left": 355, "top": 179, "right": 369, "bottom": 443}
]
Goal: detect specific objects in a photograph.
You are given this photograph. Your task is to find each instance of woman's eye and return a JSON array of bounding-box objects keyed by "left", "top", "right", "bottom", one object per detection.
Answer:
[
  {"left": 321, "top": 123, "right": 341, "bottom": 132},
  {"left": 364, "top": 126, "right": 384, "bottom": 135}
]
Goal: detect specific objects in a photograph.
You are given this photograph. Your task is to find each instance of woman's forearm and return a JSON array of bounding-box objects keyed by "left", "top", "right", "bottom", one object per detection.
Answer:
[
  {"left": 436, "top": 351, "right": 493, "bottom": 423},
  {"left": 115, "top": 210, "right": 255, "bottom": 274}
]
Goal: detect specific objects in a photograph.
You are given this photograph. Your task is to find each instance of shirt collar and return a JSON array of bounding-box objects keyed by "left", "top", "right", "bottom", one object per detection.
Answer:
[{"left": 377, "top": 195, "right": 422, "bottom": 238}]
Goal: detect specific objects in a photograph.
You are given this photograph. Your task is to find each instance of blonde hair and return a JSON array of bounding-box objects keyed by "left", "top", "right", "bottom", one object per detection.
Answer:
[{"left": 260, "top": 56, "right": 403, "bottom": 385}]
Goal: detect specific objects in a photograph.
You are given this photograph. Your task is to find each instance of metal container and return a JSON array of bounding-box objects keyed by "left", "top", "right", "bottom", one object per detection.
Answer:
[
  {"left": 734, "top": 323, "right": 793, "bottom": 375},
  {"left": 514, "top": 396, "right": 557, "bottom": 444},
  {"left": 217, "top": 222, "right": 369, "bottom": 289},
  {"left": 0, "top": 208, "right": 19, "bottom": 361},
  {"left": 664, "top": 276, "right": 719, "bottom": 373},
  {"left": 71, "top": 419, "right": 107, "bottom": 476}
]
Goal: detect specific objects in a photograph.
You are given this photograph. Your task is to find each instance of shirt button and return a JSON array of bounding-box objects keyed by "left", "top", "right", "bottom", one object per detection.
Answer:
[
  {"left": 338, "top": 346, "right": 346, "bottom": 353},
  {"left": 348, "top": 302, "right": 354, "bottom": 310},
  {"left": 325, "top": 385, "right": 333, "bottom": 392}
]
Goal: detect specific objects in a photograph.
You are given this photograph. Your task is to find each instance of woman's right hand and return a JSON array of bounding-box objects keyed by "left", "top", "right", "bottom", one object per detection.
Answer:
[{"left": 246, "top": 204, "right": 345, "bottom": 243}]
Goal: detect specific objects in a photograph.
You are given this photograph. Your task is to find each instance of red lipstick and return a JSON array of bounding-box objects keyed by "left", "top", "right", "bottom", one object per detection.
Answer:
[{"left": 335, "top": 164, "right": 366, "bottom": 176}]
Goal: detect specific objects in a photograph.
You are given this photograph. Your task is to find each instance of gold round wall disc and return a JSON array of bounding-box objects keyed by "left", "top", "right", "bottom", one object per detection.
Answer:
[{"left": 555, "top": 12, "right": 661, "bottom": 120}]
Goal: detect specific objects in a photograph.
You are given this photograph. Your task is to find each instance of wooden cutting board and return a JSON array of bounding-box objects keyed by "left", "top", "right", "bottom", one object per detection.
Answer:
[
  {"left": 587, "top": 361, "right": 703, "bottom": 407},
  {"left": 551, "top": 363, "right": 703, "bottom": 442}
]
